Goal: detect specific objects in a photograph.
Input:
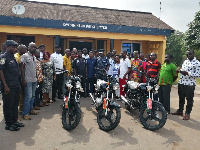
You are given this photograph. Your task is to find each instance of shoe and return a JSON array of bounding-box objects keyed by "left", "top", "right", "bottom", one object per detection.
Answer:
[
  {"left": 43, "top": 100, "right": 49, "bottom": 106},
  {"left": 171, "top": 110, "right": 183, "bottom": 116},
  {"left": 34, "top": 106, "right": 41, "bottom": 110},
  {"left": 47, "top": 99, "right": 53, "bottom": 103},
  {"left": 14, "top": 122, "right": 25, "bottom": 127},
  {"left": 23, "top": 115, "right": 31, "bottom": 120},
  {"left": 183, "top": 114, "right": 190, "bottom": 120},
  {"left": 52, "top": 99, "right": 56, "bottom": 102},
  {"left": 5, "top": 124, "right": 20, "bottom": 131},
  {"left": 38, "top": 104, "right": 44, "bottom": 107},
  {"left": 29, "top": 110, "right": 39, "bottom": 115}
]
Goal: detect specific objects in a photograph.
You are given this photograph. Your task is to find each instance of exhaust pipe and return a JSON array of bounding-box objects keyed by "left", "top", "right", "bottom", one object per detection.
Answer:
[
  {"left": 89, "top": 93, "right": 95, "bottom": 103},
  {"left": 121, "top": 95, "right": 138, "bottom": 110},
  {"left": 121, "top": 95, "right": 129, "bottom": 104}
]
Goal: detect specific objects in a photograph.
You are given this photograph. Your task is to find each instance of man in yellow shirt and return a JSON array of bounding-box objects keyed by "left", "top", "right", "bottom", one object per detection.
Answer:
[
  {"left": 14, "top": 44, "right": 27, "bottom": 63},
  {"left": 63, "top": 49, "right": 72, "bottom": 73},
  {"left": 62, "top": 49, "right": 72, "bottom": 97},
  {"left": 14, "top": 44, "right": 27, "bottom": 112}
]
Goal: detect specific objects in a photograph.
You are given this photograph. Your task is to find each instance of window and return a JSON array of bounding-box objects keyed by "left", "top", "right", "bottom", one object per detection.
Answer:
[{"left": 122, "top": 42, "right": 141, "bottom": 56}]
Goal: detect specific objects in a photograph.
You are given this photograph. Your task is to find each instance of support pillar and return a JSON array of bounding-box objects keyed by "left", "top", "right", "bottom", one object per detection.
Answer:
[
  {"left": 55, "top": 35, "right": 60, "bottom": 46},
  {"left": 110, "top": 39, "right": 114, "bottom": 52}
]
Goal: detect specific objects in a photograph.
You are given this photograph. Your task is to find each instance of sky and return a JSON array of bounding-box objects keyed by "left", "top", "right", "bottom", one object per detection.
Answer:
[{"left": 27, "top": 0, "right": 200, "bottom": 32}]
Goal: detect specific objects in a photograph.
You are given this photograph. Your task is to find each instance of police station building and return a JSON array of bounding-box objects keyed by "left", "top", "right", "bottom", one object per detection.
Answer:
[{"left": 0, "top": 0, "right": 174, "bottom": 62}]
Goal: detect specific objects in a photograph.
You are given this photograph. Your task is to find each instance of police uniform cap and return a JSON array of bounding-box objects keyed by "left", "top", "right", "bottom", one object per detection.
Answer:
[
  {"left": 98, "top": 49, "right": 105, "bottom": 54},
  {"left": 4, "top": 40, "right": 18, "bottom": 46},
  {"left": 38, "top": 44, "right": 45, "bottom": 48},
  {"left": 55, "top": 45, "right": 61, "bottom": 48}
]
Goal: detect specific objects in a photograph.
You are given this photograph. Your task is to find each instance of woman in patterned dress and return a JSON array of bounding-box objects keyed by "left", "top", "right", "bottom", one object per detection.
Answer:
[{"left": 41, "top": 51, "right": 55, "bottom": 106}]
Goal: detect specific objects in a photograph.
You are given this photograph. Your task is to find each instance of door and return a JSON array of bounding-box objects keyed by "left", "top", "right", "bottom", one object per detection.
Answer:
[{"left": 69, "top": 41, "right": 93, "bottom": 51}]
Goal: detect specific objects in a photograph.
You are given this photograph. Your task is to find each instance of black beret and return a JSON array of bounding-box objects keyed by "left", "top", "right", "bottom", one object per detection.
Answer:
[
  {"left": 4, "top": 40, "right": 18, "bottom": 46},
  {"left": 38, "top": 44, "right": 45, "bottom": 48},
  {"left": 98, "top": 49, "right": 105, "bottom": 53},
  {"left": 55, "top": 45, "right": 61, "bottom": 48}
]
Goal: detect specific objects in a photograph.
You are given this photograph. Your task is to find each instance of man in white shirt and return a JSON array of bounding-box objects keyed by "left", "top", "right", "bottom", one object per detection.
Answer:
[
  {"left": 38, "top": 44, "right": 45, "bottom": 61},
  {"left": 82, "top": 48, "right": 89, "bottom": 59},
  {"left": 107, "top": 52, "right": 114, "bottom": 76},
  {"left": 50, "top": 45, "right": 64, "bottom": 101},
  {"left": 118, "top": 50, "right": 131, "bottom": 96},
  {"left": 172, "top": 49, "right": 200, "bottom": 120}
]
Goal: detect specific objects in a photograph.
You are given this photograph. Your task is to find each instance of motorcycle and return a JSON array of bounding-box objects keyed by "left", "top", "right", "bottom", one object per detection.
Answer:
[
  {"left": 121, "top": 75, "right": 167, "bottom": 131},
  {"left": 57, "top": 68, "right": 83, "bottom": 131},
  {"left": 89, "top": 68, "right": 121, "bottom": 132}
]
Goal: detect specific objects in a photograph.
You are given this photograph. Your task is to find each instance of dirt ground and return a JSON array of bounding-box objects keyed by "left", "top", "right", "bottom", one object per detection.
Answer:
[{"left": 0, "top": 86, "right": 200, "bottom": 150}]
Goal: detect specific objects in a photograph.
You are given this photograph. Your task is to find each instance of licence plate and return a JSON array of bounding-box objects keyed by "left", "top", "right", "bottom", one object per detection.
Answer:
[
  {"left": 103, "top": 98, "right": 107, "bottom": 109},
  {"left": 65, "top": 97, "right": 69, "bottom": 108},
  {"left": 147, "top": 98, "right": 152, "bottom": 109}
]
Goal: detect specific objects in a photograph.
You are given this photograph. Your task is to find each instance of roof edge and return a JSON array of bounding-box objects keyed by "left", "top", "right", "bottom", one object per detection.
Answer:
[
  {"left": 0, "top": 15, "right": 173, "bottom": 36},
  {"left": 18, "top": 0, "right": 153, "bottom": 15}
]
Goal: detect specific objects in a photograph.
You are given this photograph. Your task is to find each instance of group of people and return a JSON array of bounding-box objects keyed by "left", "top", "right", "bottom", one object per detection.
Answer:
[{"left": 0, "top": 39, "right": 200, "bottom": 131}]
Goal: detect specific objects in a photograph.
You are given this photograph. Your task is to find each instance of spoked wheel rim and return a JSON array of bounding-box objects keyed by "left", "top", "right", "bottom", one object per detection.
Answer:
[
  {"left": 63, "top": 105, "right": 77, "bottom": 125},
  {"left": 140, "top": 102, "right": 167, "bottom": 131},
  {"left": 62, "top": 103, "right": 81, "bottom": 131},
  {"left": 99, "top": 110, "right": 116, "bottom": 125},
  {"left": 97, "top": 105, "right": 121, "bottom": 131}
]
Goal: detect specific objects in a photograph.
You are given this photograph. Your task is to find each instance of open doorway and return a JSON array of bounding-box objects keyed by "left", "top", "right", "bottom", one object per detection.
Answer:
[{"left": 69, "top": 41, "right": 93, "bottom": 51}]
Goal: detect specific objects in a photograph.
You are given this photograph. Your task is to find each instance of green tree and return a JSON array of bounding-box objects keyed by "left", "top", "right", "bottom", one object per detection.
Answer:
[
  {"left": 185, "top": 10, "right": 200, "bottom": 60},
  {"left": 166, "top": 31, "right": 185, "bottom": 67}
]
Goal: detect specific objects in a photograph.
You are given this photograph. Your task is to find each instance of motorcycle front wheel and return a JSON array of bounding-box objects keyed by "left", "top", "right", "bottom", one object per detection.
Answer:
[
  {"left": 140, "top": 102, "right": 167, "bottom": 131},
  {"left": 62, "top": 101, "right": 81, "bottom": 131},
  {"left": 97, "top": 105, "right": 121, "bottom": 132}
]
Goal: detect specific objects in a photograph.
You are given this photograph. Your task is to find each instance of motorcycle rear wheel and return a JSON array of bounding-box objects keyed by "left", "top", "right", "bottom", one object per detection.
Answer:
[
  {"left": 140, "top": 102, "right": 167, "bottom": 131},
  {"left": 62, "top": 102, "right": 81, "bottom": 131},
  {"left": 97, "top": 105, "right": 121, "bottom": 132}
]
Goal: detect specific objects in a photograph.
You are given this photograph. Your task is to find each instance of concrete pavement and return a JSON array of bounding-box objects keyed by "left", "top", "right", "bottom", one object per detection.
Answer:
[{"left": 0, "top": 86, "right": 200, "bottom": 150}]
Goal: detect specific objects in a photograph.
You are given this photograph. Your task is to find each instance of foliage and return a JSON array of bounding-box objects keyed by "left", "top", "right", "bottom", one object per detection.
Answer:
[
  {"left": 185, "top": 10, "right": 200, "bottom": 60},
  {"left": 166, "top": 31, "right": 186, "bottom": 67}
]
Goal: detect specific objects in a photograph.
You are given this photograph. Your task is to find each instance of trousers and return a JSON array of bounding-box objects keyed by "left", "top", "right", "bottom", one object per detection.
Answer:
[
  {"left": 52, "top": 73, "right": 64, "bottom": 99},
  {"left": 178, "top": 83, "right": 195, "bottom": 114},
  {"left": 2, "top": 88, "right": 20, "bottom": 125},
  {"left": 158, "top": 84, "right": 171, "bottom": 113}
]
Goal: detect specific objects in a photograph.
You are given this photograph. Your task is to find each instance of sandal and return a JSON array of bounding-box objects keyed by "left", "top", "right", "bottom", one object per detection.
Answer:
[
  {"left": 29, "top": 110, "right": 39, "bottom": 115},
  {"left": 23, "top": 115, "right": 31, "bottom": 120},
  {"left": 43, "top": 100, "right": 49, "bottom": 106},
  {"left": 47, "top": 98, "right": 53, "bottom": 103}
]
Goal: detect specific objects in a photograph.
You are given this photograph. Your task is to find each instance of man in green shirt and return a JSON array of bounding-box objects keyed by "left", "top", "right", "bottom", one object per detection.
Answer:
[{"left": 158, "top": 54, "right": 178, "bottom": 114}]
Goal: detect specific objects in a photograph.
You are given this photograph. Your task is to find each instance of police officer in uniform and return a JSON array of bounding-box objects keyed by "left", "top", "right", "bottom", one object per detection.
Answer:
[
  {"left": 0, "top": 40, "right": 24, "bottom": 131},
  {"left": 95, "top": 49, "right": 109, "bottom": 80},
  {"left": 73, "top": 50, "right": 87, "bottom": 97}
]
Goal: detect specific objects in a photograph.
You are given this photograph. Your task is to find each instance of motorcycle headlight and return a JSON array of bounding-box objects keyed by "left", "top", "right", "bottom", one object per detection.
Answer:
[
  {"left": 65, "top": 83, "right": 73, "bottom": 89},
  {"left": 155, "top": 85, "right": 160, "bottom": 91},
  {"left": 113, "top": 83, "right": 120, "bottom": 90},
  {"left": 76, "top": 81, "right": 81, "bottom": 89},
  {"left": 146, "top": 86, "right": 153, "bottom": 91},
  {"left": 100, "top": 83, "right": 108, "bottom": 91}
]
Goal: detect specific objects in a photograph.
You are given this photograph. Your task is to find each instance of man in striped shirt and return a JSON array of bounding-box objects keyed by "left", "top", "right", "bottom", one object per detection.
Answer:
[{"left": 146, "top": 52, "right": 161, "bottom": 79}]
